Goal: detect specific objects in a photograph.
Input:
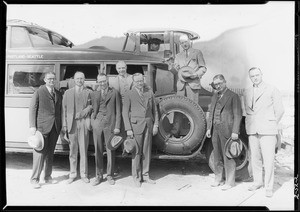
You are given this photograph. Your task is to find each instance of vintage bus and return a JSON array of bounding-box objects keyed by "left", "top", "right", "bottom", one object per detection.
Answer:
[{"left": 5, "top": 20, "right": 250, "bottom": 177}]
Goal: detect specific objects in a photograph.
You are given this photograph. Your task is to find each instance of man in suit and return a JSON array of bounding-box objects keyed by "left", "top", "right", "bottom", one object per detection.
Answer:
[
  {"left": 62, "top": 71, "right": 92, "bottom": 184},
  {"left": 110, "top": 61, "right": 133, "bottom": 104},
  {"left": 122, "top": 73, "right": 159, "bottom": 187},
  {"left": 243, "top": 67, "right": 284, "bottom": 197},
  {"left": 29, "top": 71, "right": 62, "bottom": 189},
  {"left": 110, "top": 61, "right": 133, "bottom": 156},
  {"left": 206, "top": 74, "right": 242, "bottom": 191},
  {"left": 170, "top": 34, "right": 207, "bottom": 136},
  {"left": 91, "top": 73, "right": 121, "bottom": 186}
]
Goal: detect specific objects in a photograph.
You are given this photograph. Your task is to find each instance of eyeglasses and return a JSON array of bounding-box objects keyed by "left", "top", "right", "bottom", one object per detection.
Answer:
[{"left": 213, "top": 81, "right": 224, "bottom": 86}]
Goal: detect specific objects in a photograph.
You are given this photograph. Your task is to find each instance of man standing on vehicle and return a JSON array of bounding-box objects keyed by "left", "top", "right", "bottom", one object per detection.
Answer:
[
  {"left": 62, "top": 71, "right": 93, "bottom": 184},
  {"left": 243, "top": 67, "right": 284, "bottom": 197},
  {"left": 29, "top": 71, "right": 62, "bottom": 189},
  {"left": 170, "top": 34, "right": 207, "bottom": 137},
  {"left": 206, "top": 74, "right": 242, "bottom": 191},
  {"left": 122, "top": 73, "right": 159, "bottom": 187},
  {"left": 111, "top": 61, "right": 133, "bottom": 105},
  {"left": 90, "top": 74, "right": 121, "bottom": 186},
  {"left": 110, "top": 61, "right": 133, "bottom": 155}
]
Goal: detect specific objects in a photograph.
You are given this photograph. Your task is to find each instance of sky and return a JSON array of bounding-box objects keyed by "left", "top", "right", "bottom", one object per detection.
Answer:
[
  {"left": 5, "top": 2, "right": 295, "bottom": 92},
  {"left": 6, "top": 2, "right": 294, "bottom": 45}
]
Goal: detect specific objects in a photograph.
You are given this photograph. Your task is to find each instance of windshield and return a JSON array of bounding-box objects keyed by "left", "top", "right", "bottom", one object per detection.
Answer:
[
  {"left": 10, "top": 26, "right": 72, "bottom": 48},
  {"left": 123, "top": 33, "right": 136, "bottom": 52}
]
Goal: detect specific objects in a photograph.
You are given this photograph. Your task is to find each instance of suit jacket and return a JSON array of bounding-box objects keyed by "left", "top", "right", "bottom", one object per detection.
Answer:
[
  {"left": 174, "top": 48, "right": 206, "bottom": 90},
  {"left": 91, "top": 87, "right": 121, "bottom": 132},
  {"left": 207, "top": 89, "right": 242, "bottom": 137},
  {"left": 109, "top": 74, "right": 133, "bottom": 93},
  {"left": 122, "top": 86, "right": 159, "bottom": 135},
  {"left": 62, "top": 87, "right": 92, "bottom": 133},
  {"left": 243, "top": 82, "right": 284, "bottom": 135},
  {"left": 29, "top": 85, "right": 62, "bottom": 135}
]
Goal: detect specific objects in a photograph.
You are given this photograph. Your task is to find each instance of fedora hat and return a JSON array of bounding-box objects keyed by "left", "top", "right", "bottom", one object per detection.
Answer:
[
  {"left": 106, "top": 135, "right": 123, "bottom": 150},
  {"left": 224, "top": 138, "right": 243, "bottom": 159},
  {"left": 28, "top": 130, "right": 44, "bottom": 151},
  {"left": 178, "top": 66, "right": 196, "bottom": 83},
  {"left": 124, "top": 137, "right": 139, "bottom": 154}
]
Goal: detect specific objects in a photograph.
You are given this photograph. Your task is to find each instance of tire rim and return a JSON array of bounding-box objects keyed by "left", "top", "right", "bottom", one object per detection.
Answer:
[{"left": 159, "top": 109, "right": 194, "bottom": 143}]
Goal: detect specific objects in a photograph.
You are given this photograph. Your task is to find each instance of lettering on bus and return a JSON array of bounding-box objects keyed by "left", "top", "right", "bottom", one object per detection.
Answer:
[{"left": 7, "top": 54, "right": 44, "bottom": 59}]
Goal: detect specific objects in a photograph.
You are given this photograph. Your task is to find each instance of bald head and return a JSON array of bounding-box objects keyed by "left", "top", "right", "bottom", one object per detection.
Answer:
[
  {"left": 179, "top": 34, "right": 191, "bottom": 50},
  {"left": 116, "top": 61, "right": 127, "bottom": 77}
]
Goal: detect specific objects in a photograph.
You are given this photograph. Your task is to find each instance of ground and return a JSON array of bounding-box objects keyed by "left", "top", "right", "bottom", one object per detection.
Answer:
[
  {"left": 3, "top": 94, "right": 296, "bottom": 210},
  {"left": 4, "top": 146, "right": 295, "bottom": 210}
]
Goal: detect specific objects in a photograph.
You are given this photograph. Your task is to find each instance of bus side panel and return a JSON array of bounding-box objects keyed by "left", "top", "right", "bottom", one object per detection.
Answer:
[{"left": 5, "top": 107, "right": 31, "bottom": 150}]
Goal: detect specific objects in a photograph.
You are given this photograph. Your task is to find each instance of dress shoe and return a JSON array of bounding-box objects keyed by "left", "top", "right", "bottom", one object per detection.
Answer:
[
  {"left": 265, "top": 190, "right": 273, "bottom": 198},
  {"left": 45, "top": 177, "right": 58, "bottom": 184},
  {"left": 31, "top": 182, "right": 41, "bottom": 189},
  {"left": 81, "top": 177, "right": 90, "bottom": 183},
  {"left": 107, "top": 176, "right": 115, "bottom": 185},
  {"left": 143, "top": 178, "right": 156, "bottom": 184},
  {"left": 92, "top": 177, "right": 103, "bottom": 186},
  {"left": 248, "top": 184, "right": 263, "bottom": 191},
  {"left": 221, "top": 184, "right": 233, "bottom": 191},
  {"left": 211, "top": 181, "right": 225, "bottom": 187},
  {"left": 134, "top": 180, "right": 141, "bottom": 187},
  {"left": 67, "top": 178, "right": 75, "bottom": 184}
]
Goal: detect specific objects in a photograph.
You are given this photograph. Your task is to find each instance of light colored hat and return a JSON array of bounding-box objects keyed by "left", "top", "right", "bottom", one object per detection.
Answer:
[
  {"left": 178, "top": 66, "right": 195, "bottom": 83},
  {"left": 224, "top": 138, "right": 243, "bottom": 159},
  {"left": 28, "top": 130, "right": 44, "bottom": 151},
  {"left": 106, "top": 135, "right": 123, "bottom": 150},
  {"left": 124, "top": 138, "right": 139, "bottom": 154}
]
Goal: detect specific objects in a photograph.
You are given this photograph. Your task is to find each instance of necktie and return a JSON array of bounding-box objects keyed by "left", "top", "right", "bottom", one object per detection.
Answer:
[
  {"left": 139, "top": 89, "right": 144, "bottom": 103},
  {"left": 252, "top": 85, "right": 257, "bottom": 109},
  {"left": 51, "top": 89, "right": 55, "bottom": 98},
  {"left": 101, "top": 90, "right": 106, "bottom": 99},
  {"left": 185, "top": 50, "right": 188, "bottom": 58}
]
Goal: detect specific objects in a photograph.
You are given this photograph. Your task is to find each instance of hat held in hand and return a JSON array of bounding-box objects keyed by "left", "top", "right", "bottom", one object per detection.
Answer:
[
  {"left": 124, "top": 137, "right": 139, "bottom": 154},
  {"left": 106, "top": 135, "right": 123, "bottom": 150},
  {"left": 224, "top": 137, "right": 243, "bottom": 159},
  {"left": 178, "top": 66, "right": 195, "bottom": 83},
  {"left": 27, "top": 130, "right": 44, "bottom": 151}
]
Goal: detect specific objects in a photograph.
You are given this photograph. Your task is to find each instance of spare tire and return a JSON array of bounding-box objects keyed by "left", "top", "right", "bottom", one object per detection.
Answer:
[{"left": 153, "top": 95, "right": 206, "bottom": 155}]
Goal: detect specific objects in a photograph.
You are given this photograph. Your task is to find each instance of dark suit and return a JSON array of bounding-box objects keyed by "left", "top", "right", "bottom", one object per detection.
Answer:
[
  {"left": 122, "top": 86, "right": 158, "bottom": 182},
  {"left": 207, "top": 89, "right": 242, "bottom": 186},
  {"left": 29, "top": 85, "right": 62, "bottom": 183},
  {"left": 91, "top": 87, "right": 121, "bottom": 178}
]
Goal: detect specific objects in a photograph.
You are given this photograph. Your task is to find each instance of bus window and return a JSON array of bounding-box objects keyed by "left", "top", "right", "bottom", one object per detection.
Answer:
[
  {"left": 27, "top": 27, "right": 52, "bottom": 47},
  {"left": 62, "top": 65, "right": 99, "bottom": 80},
  {"left": 10, "top": 27, "right": 32, "bottom": 48},
  {"left": 106, "top": 64, "right": 146, "bottom": 75},
  {"left": 51, "top": 33, "right": 71, "bottom": 48},
  {"left": 7, "top": 64, "right": 54, "bottom": 94}
]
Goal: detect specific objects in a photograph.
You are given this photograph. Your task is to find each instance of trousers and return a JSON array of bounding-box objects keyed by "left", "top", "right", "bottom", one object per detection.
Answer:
[{"left": 249, "top": 134, "right": 277, "bottom": 191}]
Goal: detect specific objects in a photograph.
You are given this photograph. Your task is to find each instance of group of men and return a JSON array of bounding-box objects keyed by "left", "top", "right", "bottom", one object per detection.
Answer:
[
  {"left": 29, "top": 61, "right": 158, "bottom": 189},
  {"left": 28, "top": 34, "right": 284, "bottom": 198}
]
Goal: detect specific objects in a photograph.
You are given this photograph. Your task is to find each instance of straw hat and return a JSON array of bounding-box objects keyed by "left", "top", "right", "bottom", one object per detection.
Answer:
[
  {"left": 27, "top": 130, "right": 44, "bottom": 151},
  {"left": 106, "top": 135, "right": 123, "bottom": 150}
]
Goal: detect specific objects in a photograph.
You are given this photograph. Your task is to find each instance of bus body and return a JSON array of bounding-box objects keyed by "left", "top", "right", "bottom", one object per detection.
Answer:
[{"left": 5, "top": 20, "right": 250, "bottom": 178}]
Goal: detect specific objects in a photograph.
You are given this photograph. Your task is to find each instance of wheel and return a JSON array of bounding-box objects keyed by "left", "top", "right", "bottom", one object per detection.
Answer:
[
  {"left": 205, "top": 136, "right": 250, "bottom": 180},
  {"left": 153, "top": 95, "right": 206, "bottom": 155}
]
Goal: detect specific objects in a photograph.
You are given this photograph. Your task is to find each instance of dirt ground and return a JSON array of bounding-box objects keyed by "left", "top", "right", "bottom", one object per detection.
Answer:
[
  {"left": 3, "top": 95, "right": 296, "bottom": 210},
  {"left": 4, "top": 146, "right": 295, "bottom": 210}
]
